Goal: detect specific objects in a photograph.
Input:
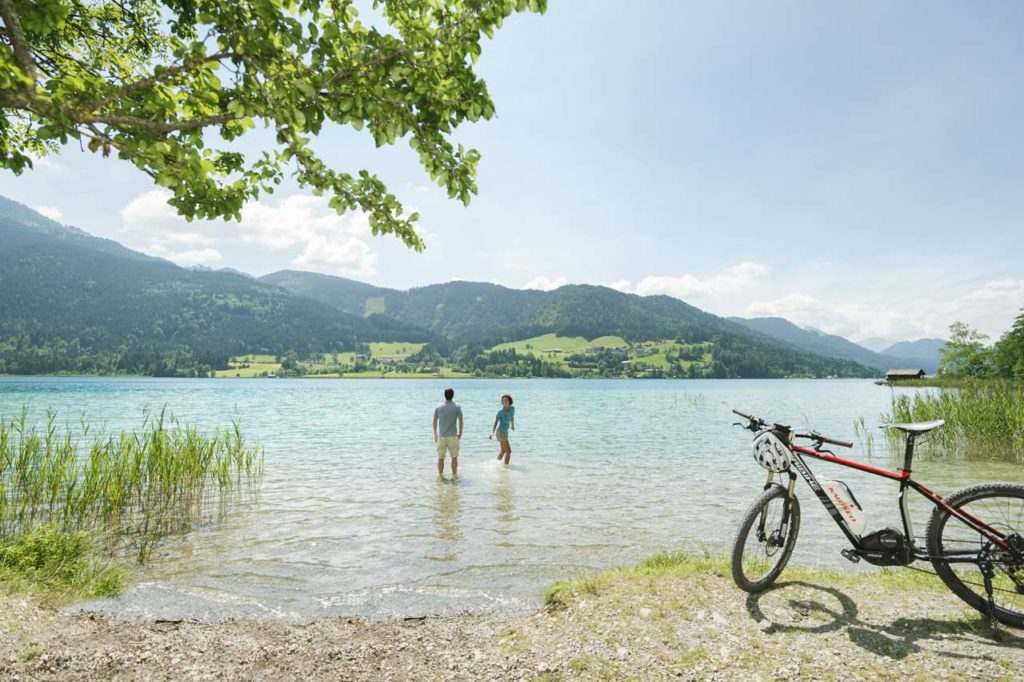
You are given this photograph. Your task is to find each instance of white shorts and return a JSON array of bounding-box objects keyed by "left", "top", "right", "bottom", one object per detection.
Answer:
[{"left": 437, "top": 436, "right": 460, "bottom": 459}]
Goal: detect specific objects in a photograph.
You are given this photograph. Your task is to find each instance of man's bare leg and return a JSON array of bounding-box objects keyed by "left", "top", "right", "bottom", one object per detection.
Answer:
[
  {"left": 437, "top": 457, "right": 444, "bottom": 476},
  {"left": 451, "top": 456, "right": 458, "bottom": 477},
  {"left": 503, "top": 443, "right": 511, "bottom": 465}
]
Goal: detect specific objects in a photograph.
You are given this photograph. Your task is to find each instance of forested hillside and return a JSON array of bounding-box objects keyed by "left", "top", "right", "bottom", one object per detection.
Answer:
[
  {"left": 262, "top": 272, "right": 879, "bottom": 378},
  {"left": 0, "top": 198, "right": 428, "bottom": 375},
  {"left": 1, "top": 197, "right": 881, "bottom": 379}
]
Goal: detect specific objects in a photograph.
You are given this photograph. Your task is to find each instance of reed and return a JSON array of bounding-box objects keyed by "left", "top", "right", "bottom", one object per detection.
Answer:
[
  {"left": 0, "top": 409, "right": 263, "bottom": 563},
  {"left": 882, "top": 381, "right": 1024, "bottom": 462}
]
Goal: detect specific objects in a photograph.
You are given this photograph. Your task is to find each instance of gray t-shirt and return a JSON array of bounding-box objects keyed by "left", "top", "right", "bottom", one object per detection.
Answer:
[{"left": 434, "top": 400, "right": 463, "bottom": 438}]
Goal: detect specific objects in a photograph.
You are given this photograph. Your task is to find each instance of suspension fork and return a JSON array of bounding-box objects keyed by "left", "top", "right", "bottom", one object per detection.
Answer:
[
  {"left": 756, "top": 472, "right": 797, "bottom": 541},
  {"left": 782, "top": 472, "right": 797, "bottom": 534}
]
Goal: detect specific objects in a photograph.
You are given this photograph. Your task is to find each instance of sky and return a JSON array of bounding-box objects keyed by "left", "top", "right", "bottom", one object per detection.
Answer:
[{"left": 3, "top": 0, "right": 1024, "bottom": 344}]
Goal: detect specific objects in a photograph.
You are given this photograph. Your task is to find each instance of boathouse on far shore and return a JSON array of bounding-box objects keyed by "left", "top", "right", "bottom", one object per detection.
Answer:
[{"left": 886, "top": 368, "right": 926, "bottom": 381}]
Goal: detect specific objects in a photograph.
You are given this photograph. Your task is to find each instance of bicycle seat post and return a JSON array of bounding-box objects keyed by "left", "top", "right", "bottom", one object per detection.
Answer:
[{"left": 902, "top": 433, "right": 916, "bottom": 475}]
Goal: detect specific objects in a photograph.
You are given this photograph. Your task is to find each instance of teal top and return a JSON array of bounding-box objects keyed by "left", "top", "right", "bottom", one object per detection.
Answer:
[{"left": 496, "top": 406, "right": 515, "bottom": 431}]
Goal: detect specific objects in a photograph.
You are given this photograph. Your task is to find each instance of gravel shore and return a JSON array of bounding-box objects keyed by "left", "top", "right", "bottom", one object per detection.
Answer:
[{"left": 2, "top": 560, "right": 1023, "bottom": 681}]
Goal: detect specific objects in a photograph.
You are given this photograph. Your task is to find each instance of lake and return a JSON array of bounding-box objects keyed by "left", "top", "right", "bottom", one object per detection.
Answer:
[{"left": 1, "top": 377, "right": 1021, "bottom": 621}]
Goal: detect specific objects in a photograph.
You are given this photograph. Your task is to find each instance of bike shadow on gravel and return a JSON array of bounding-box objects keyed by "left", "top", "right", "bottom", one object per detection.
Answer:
[{"left": 744, "top": 580, "right": 1024, "bottom": 661}]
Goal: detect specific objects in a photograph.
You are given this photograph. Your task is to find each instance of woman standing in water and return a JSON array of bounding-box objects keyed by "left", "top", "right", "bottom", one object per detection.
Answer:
[{"left": 489, "top": 394, "right": 516, "bottom": 465}]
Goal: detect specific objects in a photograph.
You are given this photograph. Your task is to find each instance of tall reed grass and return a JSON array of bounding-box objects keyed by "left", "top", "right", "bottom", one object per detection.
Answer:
[
  {"left": 883, "top": 381, "right": 1024, "bottom": 462},
  {"left": 0, "top": 409, "right": 263, "bottom": 562}
]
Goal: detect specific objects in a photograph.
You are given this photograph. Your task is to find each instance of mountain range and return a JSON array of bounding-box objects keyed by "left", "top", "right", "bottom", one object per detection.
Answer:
[
  {"left": 728, "top": 317, "right": 941, "bottom": 373},
  {"left": 0, "top": 197, "right": 428, "bottom": 375},
  {"left": 0, "top": 195, "right": 938, "bottom": 378}
]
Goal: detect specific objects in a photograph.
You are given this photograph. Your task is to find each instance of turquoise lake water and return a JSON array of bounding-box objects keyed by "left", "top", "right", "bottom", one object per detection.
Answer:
[{"left": 1, "top": 377, "right": 1021, "bottom": 621}]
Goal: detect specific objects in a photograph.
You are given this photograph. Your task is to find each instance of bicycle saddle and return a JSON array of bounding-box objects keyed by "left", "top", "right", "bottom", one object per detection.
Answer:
[{"left": 883, "top": 419, "right": 945, "bottom": 434}]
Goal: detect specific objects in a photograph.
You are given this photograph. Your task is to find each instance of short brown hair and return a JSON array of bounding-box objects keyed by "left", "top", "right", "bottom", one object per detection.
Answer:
[
  {"left": 502, "top": 394, "right": 513, "bottom": 405},
  {"left": 444, "top": 388, "right": 455, "bottom": 400}
]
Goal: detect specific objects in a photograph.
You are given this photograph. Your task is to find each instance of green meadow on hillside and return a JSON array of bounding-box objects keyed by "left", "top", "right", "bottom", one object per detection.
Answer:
[
  {"left": 215, "top": 343, "right": 432, "bottom": 378},
  {"left": 213, "top": 336, "right": 721, "bottom": 379},
  {"left": 492, "top": 333, "right": 628, "bottom": 357},
  {"left": 489, "top": 334, "right": 714, "bottom": 376}
]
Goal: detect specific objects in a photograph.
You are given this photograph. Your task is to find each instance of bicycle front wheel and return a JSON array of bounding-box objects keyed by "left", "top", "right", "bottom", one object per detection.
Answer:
[
  {"left": 926, "top": 482, "right": 1024, "bottom": 628},
  {"left": 731, "top": 484, "right": 801, "bottom": 593}
]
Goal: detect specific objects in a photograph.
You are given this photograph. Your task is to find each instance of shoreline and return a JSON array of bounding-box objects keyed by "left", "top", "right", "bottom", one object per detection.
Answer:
[
  {"left": 0, "top": 374, "right": 883, "bottom": 381},
  {"left": 3, "top": 554, "right": 1022, "bottom": 680}
]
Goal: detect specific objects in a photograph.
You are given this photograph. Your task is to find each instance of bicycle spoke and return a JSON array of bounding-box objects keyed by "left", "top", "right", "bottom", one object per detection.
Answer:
[
  {"left": 741, "top": 497, "right": 788, "bottom": 582},
  {"left": 933, "top": 488, "right": 1024, "bottom": 622}
]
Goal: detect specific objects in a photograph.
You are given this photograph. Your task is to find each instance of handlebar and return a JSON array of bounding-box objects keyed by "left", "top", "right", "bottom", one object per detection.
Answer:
[
  {"left": 732, "top": 408, "right": 852, "bottom": 447},
  {"left": 731, "top": 409, "right": 766, "bottom": 431},
  {"left": 795, "top": 431, "right": 853, "bottom": 449}
]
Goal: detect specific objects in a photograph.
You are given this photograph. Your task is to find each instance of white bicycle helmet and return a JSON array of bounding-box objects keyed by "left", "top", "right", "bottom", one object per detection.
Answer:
[{"left": 753, "top": 429, "right": 791, "bottom": 473}]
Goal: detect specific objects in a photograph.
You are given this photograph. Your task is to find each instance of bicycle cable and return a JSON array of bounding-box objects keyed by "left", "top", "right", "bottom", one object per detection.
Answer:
[{"left": 902, "top": 560, "right": 1021, "bottom": 596}]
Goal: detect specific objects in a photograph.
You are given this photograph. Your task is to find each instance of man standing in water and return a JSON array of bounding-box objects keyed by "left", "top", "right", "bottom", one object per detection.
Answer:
[{"left": 433, "top": 388, "right": 463, "bottom": 477}]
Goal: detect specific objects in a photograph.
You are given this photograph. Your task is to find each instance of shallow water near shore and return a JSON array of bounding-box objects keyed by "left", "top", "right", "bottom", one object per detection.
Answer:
[{"left": 1, "top": 377, "right": 1021, "bottom": 621}]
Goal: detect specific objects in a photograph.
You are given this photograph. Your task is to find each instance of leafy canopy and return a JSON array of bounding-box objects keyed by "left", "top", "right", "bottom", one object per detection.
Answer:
[
  {"left": 938, "top": 321, "right": 991, "bottom": 378},
  {"left": 993, "top": 308, "right": 1024, "bottom": 379},
  {"left": 0, "top": 0, "right": 546, "bottom": 248}
]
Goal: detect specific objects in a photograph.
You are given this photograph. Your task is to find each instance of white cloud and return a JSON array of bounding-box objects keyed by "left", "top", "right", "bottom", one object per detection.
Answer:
[
  {"left": 34, "top": 206, "right": 63, "bottom": 221},
  {"left": 746, "top": 279, "right": 1024, "bottom": 342},
  {"left": 119, "top": 190, "right": 377, "bottom": 277},
  {"left": 606, "top": 279, "right": 632, "bottom": 293},
  {"left": 944, "top": 279, "right": 1024, "bottom": 339},
  {"left": 745, "top": 294, "right": 893, "bottom": 340},
  {"left": 291, "top": 234, "right": 376, "bottom": 278},
  {"left": 146, "top": 244, "right": 224, "bottom": 267},
  {"left": 121, "top": 190, "right": 196, "bottom": 241},
  {"left": 634, "top": 262, "right": 769, "bottom": 300},
  {"left": 523, "top": 275, "right": 568, "bottom": 291}
]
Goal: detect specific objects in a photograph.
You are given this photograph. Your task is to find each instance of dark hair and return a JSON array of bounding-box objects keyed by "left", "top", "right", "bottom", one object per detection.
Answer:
[
  {"left": 444, "top": 388, "right": 455, "bottom": 400},
  {"left": 502, "top": 393, "right": 513, "bottom": 406}
]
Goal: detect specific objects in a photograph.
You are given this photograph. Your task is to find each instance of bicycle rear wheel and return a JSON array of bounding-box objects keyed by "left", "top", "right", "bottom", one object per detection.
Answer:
[
  {"left": 926, "top": 482, "right": 1024, "bottom": 628},
  {"left": 731, "top": 484, "right": 800, "bottom": 592}
]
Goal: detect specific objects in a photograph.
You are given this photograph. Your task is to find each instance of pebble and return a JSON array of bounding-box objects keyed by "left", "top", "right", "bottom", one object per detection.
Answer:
[{"left": 2, "top": 574, "right": 1023, "bottom": 680}]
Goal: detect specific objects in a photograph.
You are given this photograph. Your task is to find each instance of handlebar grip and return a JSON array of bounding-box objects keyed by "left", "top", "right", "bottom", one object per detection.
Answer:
[{"left": 732, "top": 409, "right": 754, "bottom": 420}]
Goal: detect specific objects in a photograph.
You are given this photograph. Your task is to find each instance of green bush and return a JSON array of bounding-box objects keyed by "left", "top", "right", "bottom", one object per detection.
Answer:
[{"left": 0, "top": 526, "right": 124, "bottom": 601}]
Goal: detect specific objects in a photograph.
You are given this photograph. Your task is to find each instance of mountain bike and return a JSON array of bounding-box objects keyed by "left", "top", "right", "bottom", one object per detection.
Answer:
[{"left": 730, "top": 409, "right": 1024, "bottom": 628}]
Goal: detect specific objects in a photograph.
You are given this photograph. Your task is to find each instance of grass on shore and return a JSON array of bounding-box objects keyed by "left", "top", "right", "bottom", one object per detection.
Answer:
[
  {"left": 0, "top": 526, "right": 124, "bottom": 603},
  {"left": 1, "top": 409, "right": 263, "bottom": 599},
  {"left": 884, "top": 380, "right": 1024, "bottom": 462},
  {"left": 543, "top": 549, "right": 947, "bottom": 610}
]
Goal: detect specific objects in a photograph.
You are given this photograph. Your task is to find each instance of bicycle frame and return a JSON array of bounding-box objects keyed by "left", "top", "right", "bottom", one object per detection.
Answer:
[{"left": 780, "top": 434, "right": 1011, "bottom": 562}]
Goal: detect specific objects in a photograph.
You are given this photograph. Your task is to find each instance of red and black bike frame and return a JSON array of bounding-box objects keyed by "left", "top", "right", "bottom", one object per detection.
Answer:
[{"left": 780, "top": 431, "right": 1011, "bottom": 562}]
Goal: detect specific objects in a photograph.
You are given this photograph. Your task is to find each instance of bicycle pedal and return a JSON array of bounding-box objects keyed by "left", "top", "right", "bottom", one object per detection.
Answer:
[{"left": 841, "top": 549, "right": 861, "bottom": 563}]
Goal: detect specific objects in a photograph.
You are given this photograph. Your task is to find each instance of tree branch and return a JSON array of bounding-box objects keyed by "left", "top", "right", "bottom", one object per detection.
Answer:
[
  {"left": 83, "top": 112, "right": 236, "bottom": 133},
  {"left": 77, "top": 50, "right": 236, "bottom": 114},
  {"left": 0, "top": 0, "right": 37, "bottom": 84}
]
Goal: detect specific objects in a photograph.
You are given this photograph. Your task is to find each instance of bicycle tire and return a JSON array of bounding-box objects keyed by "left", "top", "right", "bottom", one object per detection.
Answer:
[
  {"left": 732, "top": 483, "right": 801, "bottom": 593},
  {"left": 926, "top": 482, "right": 1024, "bottom": 628}
]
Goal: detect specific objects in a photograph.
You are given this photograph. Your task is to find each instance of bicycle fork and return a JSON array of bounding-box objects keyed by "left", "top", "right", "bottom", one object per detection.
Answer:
[{"left": 757, "top": 473, "right": 797, "bottom": 545}]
